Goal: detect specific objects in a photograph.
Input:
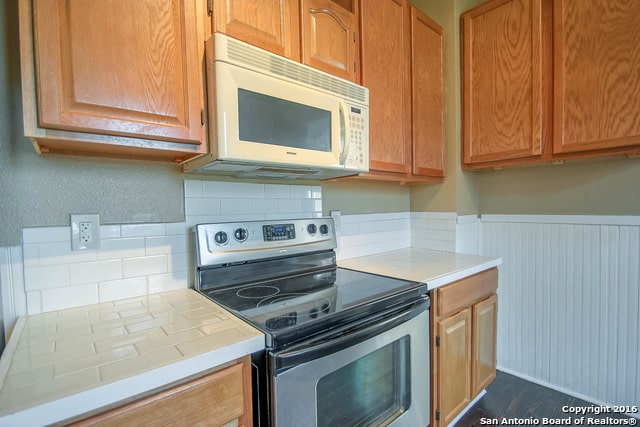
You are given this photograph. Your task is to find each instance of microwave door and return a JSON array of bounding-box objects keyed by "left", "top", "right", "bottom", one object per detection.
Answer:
[{"left": 214, "top": 62, "right": 343, "bottom": 168}]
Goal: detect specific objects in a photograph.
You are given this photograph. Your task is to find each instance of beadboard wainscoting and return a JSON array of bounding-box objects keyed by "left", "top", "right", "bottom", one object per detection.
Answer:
[{"left": 464, "top": 215, "right": 640, "bottom": 411}]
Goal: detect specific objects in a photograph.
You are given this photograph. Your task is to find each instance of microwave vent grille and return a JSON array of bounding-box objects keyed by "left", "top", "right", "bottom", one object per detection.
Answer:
[{"left": 226, "top": 39, "right": 367, "bottom": 105}]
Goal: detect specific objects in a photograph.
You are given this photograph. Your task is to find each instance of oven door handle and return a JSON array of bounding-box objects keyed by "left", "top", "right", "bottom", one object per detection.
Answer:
[{"left": 271, "top": 297, "right": 429, "bottom": 375}]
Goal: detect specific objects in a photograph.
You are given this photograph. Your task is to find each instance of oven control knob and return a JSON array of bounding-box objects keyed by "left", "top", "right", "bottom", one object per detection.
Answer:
[
  {"left": 319, "top": 224, "right": 329, "bottom": 235},
  {"left": 214, "top": 231, "right": 228, "bottom": 245},
  {"left": 309, "top": 308, "right": 319, "bottom": 319},
  {"left": 234, "top": 228, "right": 248, "bottom": 242},
  {"left": 307, "top": 224, "right": 317, "bottom": 235}
]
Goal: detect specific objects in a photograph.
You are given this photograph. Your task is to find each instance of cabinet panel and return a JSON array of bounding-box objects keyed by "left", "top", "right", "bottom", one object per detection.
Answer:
[
  {"left": 462, "top": 0, "right": 550, "bottom": 165},
  {"left": 553, "top": 0, "right": 640, "bottom": 154},
  {"left": 360, "top": 0, "right": 411, "bottom": 174},
  {"left": 32, "top": 0, "right": 203, "bottom": 144},
  {"left": 214, "top": 0, "right": 300, "bottom": 61},
  {"left": 472, "top": 294, "right": 498, "bottom": 396},
  {"left": 437, "top": 308, "right": 472, "bottom": 427},
  {"left": 301, "top": 0, "right": 358, "bottom": 82},
  {"left": 411, "top": 7, "right": 445, "bottom": 177},
  {"left": 437, "top": 268, "right": 498, "bottom": 318},
  {"left": 73, "top": 357, "right": 253, "bottom": 427}
]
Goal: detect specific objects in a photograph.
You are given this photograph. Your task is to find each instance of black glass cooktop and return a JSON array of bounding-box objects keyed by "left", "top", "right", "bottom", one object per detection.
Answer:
[{"left": 201, "top": 267, "right": 427, "bottom": 349}]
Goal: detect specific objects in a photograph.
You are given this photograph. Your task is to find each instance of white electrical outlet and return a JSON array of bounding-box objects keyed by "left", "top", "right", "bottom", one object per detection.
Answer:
[
  {"left": 71, "top": 214, "right": 100, "bottom": 251},
  {"left": 330, "top": 210, "right": 341, "bottom": 233}
]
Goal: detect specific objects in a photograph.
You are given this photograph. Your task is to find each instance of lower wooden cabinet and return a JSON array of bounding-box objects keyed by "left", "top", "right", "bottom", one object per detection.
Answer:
[
  {"left": 431, "top": 268, "right": 498, "bottom": 427},
  {"left": 71, "top": 356, "right": 253, "bottom": 427}
]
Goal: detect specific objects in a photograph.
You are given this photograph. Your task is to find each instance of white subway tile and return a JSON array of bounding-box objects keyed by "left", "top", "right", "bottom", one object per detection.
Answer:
[
  {"left": 121, "top": 223, "right": 166, "bottom": 238},
  {"left": 23, "top": 227, "right": 70, "bottom": 244},
  {"left": 203, "top": 180, "right": 236, "bottom": 198},
  {"left": 24, "top": 265, "right": 70, "bottom": 291},
  {"left": 184, "top": 179, "right": 204, "bottom": 197},
  {"left": 70, "top": 260, "right": 122, "bottom": 285},
  {"left": 41, "top": 284, "right": 99, "bottom": 312},
  {"left": 185, "top": 215, "right": 205, "bottom": 228},
  {"left": 99, "top": 277, "right": 148, "bottom": 302},
  {"left": 145, "top": 235, "right": 188, "bottom": 256},
  {"left": 277, "top": 199, "right": 302, "bottom": 213},
  {"left": 236, "top": 183, "right": 265, "bottom": 198},
  {"left": 123, "top": 256, "right": 167, "bottom": 278},
  {"left": 301, "top": 199, "right": 322, "bottom": 214},
  {"left": 289, "top": 185, "right": 312, "bottom": 199},
  {"left": 97, "top": 238, "right": 145, "bottom": 261},
  {"left": 148, "top": 271, "right": 188, "bottom": 294},
  {"left": 26, "top": 291, "right": 42, "bottom": 315},
  {"left": 36, "top": 242, "right": 97, "bottom": 266},
  {"left": 164, "top": 222, "right": 187, "bottom": 236},
  {"left": 100, "top": 225, "right": 121, "bottom": 239},
  {"left": 251, "top": 198, "right": 278, "bottom": 214},
  {"left": 167, "top": 252, "right": 189, "bottom": 272},
  {"left": 220, "top": 199, "right": 252, "bottom": 215},
  {"left": 23, "top": 245, "right": 39, "bottom": 268},
  {"left": 268, "top": 185, "right": 290, "bottom": 198},
  {"left": 311, "top": 186, "right": 322, "bottom": 199}
]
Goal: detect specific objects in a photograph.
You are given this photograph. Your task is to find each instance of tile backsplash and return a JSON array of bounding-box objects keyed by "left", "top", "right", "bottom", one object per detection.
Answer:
[{"left": 1, "top": 178, "right": 462, "bottom": 337}]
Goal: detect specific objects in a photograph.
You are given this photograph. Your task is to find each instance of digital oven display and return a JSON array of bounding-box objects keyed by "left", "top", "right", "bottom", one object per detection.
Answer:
[{"left": 263, "top": 224, "right": 296, "bottom": 241}]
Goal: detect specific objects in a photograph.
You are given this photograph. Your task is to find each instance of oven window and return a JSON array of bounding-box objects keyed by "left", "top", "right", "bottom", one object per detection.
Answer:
[
  {"left": 238, "top": 89, "right": 331, "bottom": 152},
  {"left": 316, "top": 336, "right": 411, "bottom": 427}
]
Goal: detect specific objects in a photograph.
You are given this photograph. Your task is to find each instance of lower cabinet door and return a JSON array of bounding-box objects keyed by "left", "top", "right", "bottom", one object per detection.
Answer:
[
  {"left": 437, "top": 308, "right": 472, "bottom": 426},
  {"left": 472, "top": 294, "right": 498, "bottom": 396}
]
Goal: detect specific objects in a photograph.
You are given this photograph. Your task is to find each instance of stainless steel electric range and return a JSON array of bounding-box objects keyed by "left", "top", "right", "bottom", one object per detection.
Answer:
[{"left": 193, "top": 218, "right": 430, "bottom": 427}]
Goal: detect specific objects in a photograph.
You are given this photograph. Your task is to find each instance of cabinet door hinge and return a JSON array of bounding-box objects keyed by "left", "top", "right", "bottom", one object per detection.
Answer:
[
  {"left": 201, "top": 109, "right": 206, "bottom": 125},
  {"left": 207, "top": 0, "right": 213, "bottom": 16},
  {"left": 435, "top": 335, "right": 440, "bottom": 347},
  {"left": 436, "top": 410, "right": 440, "bottom": 421}
]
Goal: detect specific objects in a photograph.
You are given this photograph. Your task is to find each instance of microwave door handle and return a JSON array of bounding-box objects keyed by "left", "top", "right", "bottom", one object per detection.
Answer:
[
  {"left": 338, "top": 101, "right": 349, "bottom": 165},
  {"left": 270, "top": 297, "right": 428, "bottom": 375}
]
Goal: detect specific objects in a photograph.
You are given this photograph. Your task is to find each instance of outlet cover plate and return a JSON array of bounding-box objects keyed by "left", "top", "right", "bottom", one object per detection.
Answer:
[{"left": 71, "top": 214, "right": 100, "bottom": 251}]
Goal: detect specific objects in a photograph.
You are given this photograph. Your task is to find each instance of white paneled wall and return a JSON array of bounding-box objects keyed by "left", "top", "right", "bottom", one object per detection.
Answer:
[
  {"left": 455, "top": 215, "right": 482, "bottom": 255},
  {"left": 477, "top": 215, "right": 640, "bottom": 408}
]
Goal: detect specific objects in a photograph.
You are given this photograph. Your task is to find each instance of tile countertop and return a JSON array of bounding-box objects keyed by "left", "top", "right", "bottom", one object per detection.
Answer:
[
  {"left": 338, "top": 248, "right": 502, "bottom": 290},
  {"left": 0, "top": 289, "right": 264, "bottom": 427}
]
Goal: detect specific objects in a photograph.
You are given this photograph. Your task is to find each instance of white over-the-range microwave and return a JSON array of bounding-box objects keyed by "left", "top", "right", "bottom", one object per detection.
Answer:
[{"left": 183, "top": 33, "right": 369, "bottom": 180}]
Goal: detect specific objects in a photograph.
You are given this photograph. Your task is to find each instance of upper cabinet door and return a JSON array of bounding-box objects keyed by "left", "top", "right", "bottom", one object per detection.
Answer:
[
  {"left": 32, "top": 0, "right": 203, "bottom": 144},
  {"left": 411, "top": 7, "right": 445, "bottom": 177},
  {"left": 300, "top": 0, "right": 359, "bottom": 82},
  {"left": 361, "top": 0, "right": 411, "bottom": 174},
  {"left": 553, "top": 0, "right": 640, "bottom": 154},
  {"left": 462, "top": 0, "right": 550, "bottom": 165},
  {"left": 213, "top": 0, "right": 300, "bottom": 61}
]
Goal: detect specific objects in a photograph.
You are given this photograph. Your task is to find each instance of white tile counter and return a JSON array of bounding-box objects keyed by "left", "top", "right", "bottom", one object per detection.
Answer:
[
  {"left": 338, "top": 248, "right": 502, "bottom": 290},
  {"left": 0, "top": 289, "right": 264, "bottom": 427}
]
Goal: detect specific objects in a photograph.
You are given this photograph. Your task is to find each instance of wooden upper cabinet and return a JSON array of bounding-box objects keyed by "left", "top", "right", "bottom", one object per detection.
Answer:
[
  {"left": 411, "top": 7, "right": 445, "bottom": 177},
  {"left": 301, "top": 0, "right": 359, "bottom": 82},
  {"left": 553, "top": 0, "right": 640, "bottom": 154},
  {"left": 213, "top": 0, "right": 300, "bottom": 61},
  {"left": 31, "top": 0, "right": 203, "bottom": 145},
  {"left": 462, "top": 0, "right": 551, "bottom": 166},
  {"left": 361, "top": 0, "right": 411, "bottom": 174}
]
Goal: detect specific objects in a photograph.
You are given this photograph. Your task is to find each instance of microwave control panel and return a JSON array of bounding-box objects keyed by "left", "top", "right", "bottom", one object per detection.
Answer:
[{"left": 346, "top": 104, "right": 369, "bottom": 170}]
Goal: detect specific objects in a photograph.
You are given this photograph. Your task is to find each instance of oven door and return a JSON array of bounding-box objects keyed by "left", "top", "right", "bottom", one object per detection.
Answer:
[{"left": 269, "top": 297, "right": 430, "bottom": 427}]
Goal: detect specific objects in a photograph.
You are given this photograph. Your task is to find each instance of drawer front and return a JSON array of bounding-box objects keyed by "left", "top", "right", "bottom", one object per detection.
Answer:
[
  {"left": 73, "top": 357, "right": 250, "bottom": 427},
  {"left": 437, "top": 268, "right": 498, "bottom": 317}
]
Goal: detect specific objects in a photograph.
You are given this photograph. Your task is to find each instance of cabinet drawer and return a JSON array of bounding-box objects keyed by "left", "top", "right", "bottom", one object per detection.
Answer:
[
  {"left": 73, "top": 357, "right": 251, "bottom": 427},
  {"left": 436, "top": 268, "right": 497, "bottom": 317}
]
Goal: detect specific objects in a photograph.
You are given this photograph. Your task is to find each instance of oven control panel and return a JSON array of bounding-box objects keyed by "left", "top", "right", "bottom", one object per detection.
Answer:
[
  {"left": 263, "top": 224, "right": 296, "bottom": 241},
  {"left": 194, "top": 218, "right": 337, "bottom": 267}
]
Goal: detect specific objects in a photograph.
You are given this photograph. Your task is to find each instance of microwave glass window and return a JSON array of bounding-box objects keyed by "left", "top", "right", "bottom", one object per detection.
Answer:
[
  {"left": 315, "top": 336, "right": 411, "bottom": 427},
  {"left": 238, "top": 89, "right": 331, "bottom": 152}
]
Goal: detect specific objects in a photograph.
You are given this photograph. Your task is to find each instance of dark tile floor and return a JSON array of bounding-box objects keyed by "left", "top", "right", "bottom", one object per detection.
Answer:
[{"left": 454, "top": 371, "right": 637, "bottom": 427}]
